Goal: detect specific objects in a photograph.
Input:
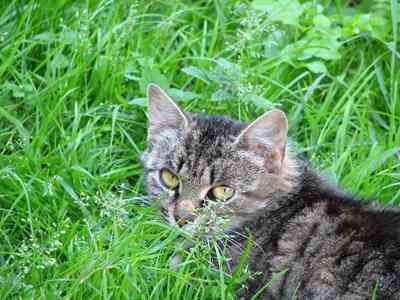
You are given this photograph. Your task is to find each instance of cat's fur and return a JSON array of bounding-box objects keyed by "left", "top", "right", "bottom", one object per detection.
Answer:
[{"left": 141, "top": 84, "right": 400, "bottom": 299}]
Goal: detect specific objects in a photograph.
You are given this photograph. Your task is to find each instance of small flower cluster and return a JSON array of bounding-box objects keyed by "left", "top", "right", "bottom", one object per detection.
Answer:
[
  {"left": 79, "top": 184, "right": 132, "bottom": 228},
  {"left": 3, "top": 136, "right": 24, "bottom": 154},
  {"left": 227, "top": 3, "right": 277, "bottom": 59},
  {"left": 6, "top": 217, "right": 71, "bottom": 295}
]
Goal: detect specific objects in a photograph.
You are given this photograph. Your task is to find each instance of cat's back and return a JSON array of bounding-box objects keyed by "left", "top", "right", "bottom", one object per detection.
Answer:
[
  {"left": 268, "top": 179, "right": 400, "bottom": 299},
  {"left": 244, "top": 170, "right": 400, "bottom": 299}
]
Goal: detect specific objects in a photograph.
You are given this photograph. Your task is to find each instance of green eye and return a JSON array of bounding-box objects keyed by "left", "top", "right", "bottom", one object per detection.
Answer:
[
  {"left": 209, "top": 186, "right": 235, "bottom": 201},
  {"left": 160, "top": 169, "right": 179, "bottom": 189}
]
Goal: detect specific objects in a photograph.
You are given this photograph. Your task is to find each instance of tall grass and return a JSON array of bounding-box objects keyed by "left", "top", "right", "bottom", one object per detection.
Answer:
[{"left": 0, "top": 0, "right": 399, "bottom": 299}]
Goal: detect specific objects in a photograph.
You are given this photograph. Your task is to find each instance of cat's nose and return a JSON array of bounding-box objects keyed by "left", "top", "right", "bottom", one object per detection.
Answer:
[
  {"left": 175, "top": 199, "right": 204, "bottom": 227},
  {"left": 177, "top": 218, "right": 189, "bottom": 227}
]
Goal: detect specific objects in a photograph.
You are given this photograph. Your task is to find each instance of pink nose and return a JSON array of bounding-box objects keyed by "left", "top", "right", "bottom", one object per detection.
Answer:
[{"left": 175, "top": 200, "right": 202, "bottom": 226}]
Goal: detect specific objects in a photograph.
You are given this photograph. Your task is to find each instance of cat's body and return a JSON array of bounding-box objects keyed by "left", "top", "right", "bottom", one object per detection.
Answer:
[
  {"left": 231, "top": 167, "right": 400, "bottom": 299},
  {"left": 142, "top": 84, "right": 400, "bottom": 299}
]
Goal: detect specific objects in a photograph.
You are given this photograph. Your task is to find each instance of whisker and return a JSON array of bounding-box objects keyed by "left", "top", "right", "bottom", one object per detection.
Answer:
[
  {"left": 226, "top": 229, "right": 265, "bottom": 254},
  {"left": 226, "top": 237, "right": 244, "bottom": 250}
]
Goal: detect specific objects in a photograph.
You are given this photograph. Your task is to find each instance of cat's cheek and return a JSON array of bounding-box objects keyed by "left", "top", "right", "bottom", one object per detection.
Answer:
[
  {"left": 205, "top": 202, "right": 247, "bottom": 232},
  {"left": 139, "top": 152, "right": 148, "bottom": 166},
  {"left": 226, "top": 216, "right": 248, "bottom": 232},
  {"left": 226, "top": 196, "right": 267, "bottom": 216},
  {"left": 147, "top": 176, "right": 162, "bottom": 195}
]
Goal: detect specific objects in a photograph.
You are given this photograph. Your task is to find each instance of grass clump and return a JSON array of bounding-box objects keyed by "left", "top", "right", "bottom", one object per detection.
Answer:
[{"left": 0, "top": 0, "right": 399, "bottom": 299}]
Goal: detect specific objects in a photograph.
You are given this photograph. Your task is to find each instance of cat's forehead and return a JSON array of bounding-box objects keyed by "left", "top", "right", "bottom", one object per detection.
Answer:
[
  {"left": 171, "top": 115, "right": 261, "bottom": 183},
  {"left": 185, "top": 115, "right": 245, "bottom": 147},
  {"left": 145, "top": 113, "right": 261, "bottom": 182},
  {"left": 179, "top": 115, "right": 245, "bottom": 164}
]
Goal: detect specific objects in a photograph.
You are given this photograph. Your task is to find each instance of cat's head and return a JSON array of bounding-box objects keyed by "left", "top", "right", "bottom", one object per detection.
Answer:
[{"left": 141, "top": 84, "right": 299, "bottom": 238}]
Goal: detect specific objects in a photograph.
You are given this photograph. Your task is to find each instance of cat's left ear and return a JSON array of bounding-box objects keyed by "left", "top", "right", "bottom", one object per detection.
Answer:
[
  {"left": 234, "top": 109, "right": 288, "bottom": 173},
  {"left": 147, "top": 84, "right": 189, "bottom": 139}
]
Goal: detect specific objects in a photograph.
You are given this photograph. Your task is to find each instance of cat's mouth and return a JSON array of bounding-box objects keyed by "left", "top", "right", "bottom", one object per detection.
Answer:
[
  {"left": 176, "top": 218, "right": 189, "bottom": 226},
  {"left": 160, "top": 205, "right": 195, "bottom": 230},
  {"left": 159, "top": 199, "right": 238, "bottom": 270},
  {"left": 160, "top": 200, "right": 232, "bottom": 241}
]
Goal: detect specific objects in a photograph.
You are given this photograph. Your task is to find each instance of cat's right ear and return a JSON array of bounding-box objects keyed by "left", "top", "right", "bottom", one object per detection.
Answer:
[
  {"left": 147, "top": 84, "right": 189, "bottom": 139},
  {"left": 234, "top": 109, "right": 288, "bottom": 173}
]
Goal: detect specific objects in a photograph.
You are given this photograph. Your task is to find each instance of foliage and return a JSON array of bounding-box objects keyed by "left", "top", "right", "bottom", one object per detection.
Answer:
[{"left": 0, "top": 0, "right": 399, "bottom": 299}]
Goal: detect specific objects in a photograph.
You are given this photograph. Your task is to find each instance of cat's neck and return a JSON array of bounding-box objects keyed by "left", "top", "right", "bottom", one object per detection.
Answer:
[
  {"left": 226, "top": 161, "right": 363, "bottom": 274},
  {"left": 240, "top": 162, "right": 358, "bottom": 241},
  {"left": 295, "top": 163, "right": 357, "bottom": 207}
]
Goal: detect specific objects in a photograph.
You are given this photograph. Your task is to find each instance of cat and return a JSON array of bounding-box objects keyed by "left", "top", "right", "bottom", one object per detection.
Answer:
[{"left": 141, "top": 84, "right": 400, "bottom": 299}]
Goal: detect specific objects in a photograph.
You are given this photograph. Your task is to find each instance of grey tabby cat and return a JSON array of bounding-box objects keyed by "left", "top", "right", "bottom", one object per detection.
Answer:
[{"left": 141, "top": 84, "right": 400, "bottom": 299}]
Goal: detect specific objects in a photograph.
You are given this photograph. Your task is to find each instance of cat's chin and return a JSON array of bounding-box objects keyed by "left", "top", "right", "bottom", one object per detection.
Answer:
[{"left": 171, "top": 217, "right": 245, "bottom": 247}]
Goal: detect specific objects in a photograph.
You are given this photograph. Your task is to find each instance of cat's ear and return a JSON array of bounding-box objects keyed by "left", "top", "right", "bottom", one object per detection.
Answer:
[
  {"left": 235, "top": 109, "right": 288, "bottom": 173},
  {"left": 147, "top": 83, "right": 189, "bottom": 138}
]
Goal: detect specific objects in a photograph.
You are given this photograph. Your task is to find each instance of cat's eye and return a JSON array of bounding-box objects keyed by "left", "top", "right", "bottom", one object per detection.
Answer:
[
  {"left": 208, "top": 186, "right": 235, "bottom": 201},
  {"left": 160, "top": 169, "right": 179, "bottom": 189}
]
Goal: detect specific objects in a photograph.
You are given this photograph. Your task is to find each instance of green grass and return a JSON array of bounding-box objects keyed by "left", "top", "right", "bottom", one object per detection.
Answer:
[{"left": 0, "top": 0, "right": 399, "bottom": 299}]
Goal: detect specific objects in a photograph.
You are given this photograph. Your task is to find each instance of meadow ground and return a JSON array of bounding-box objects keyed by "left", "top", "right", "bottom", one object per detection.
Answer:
[{"left": 0, "top": 0, "right": 399, "bottom": 299}]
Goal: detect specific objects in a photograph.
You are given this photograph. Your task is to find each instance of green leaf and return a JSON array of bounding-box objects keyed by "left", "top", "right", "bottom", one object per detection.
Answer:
[
  {"left": 244, "top": 94, "right": 273, "bottom": 108},
  {"left": 59, "top": 29, "right": 80, "bottom": 45},
  {"left": 305, "top": 61, "right": 327, "bottom": 74},
  {"left": 252, "top": 0, "right": 304, "bottom": 26},
  {"left": 182, "top": 66, "right": 210, "bottom": 83},
  {"left": 32, "top": 32, "right": 55, "bottom": 42},
  {"left": 313, "top": 14, "right": 331, "bottom": 29},
  {"left": 215, "top": 58, "right": 241, "bottom": 77},
  {"left": 263, "top": 29, "right": 286, "bottom": 57},
  {"left": 0, "top": 106, "right": 30, "bottom": 145},
  {"left": 211, "top": 89, "right": 231, "bottom": 101},
  {"left": 128, "top": 98, "right": 147, "bottom": 107},
  {"left": 4, "top": 82, "right": 34, "bottom": 98},
  {"left": 209, "top": 59, "right": 242, "bottom": 84},
  {"left": 167, "top": 88, "right": 199, "bottom": 102},
  {"left": 342, "top": 13, "right": 390, "bottom": 41},
  {"left": 51, "top": 53, "right": 69, "bottom": 70},
  {"left": 207, "top": 71, "right": 230, "bottom": 84},
  {"left": 139, "top": 64, "right": 169, "bottom": 92}
]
